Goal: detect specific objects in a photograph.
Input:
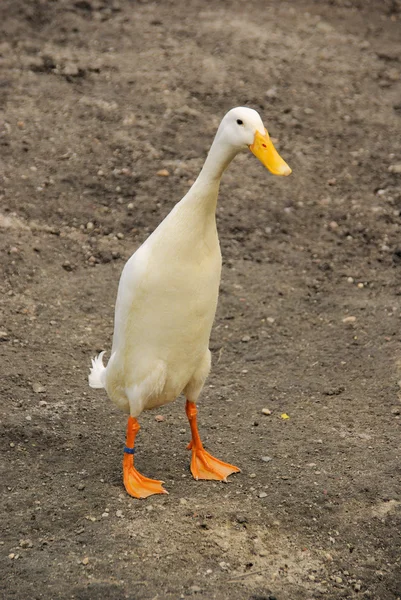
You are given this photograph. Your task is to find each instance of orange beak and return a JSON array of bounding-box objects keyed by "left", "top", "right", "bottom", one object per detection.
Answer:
[{"left": 249, "top": 129, "right": 292, "bottom": 176}]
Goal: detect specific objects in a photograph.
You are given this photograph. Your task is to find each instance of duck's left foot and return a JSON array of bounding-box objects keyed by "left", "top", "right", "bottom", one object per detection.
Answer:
[
  {"left": 187, "top": 441, "right": 241, "bottom": 482},
  {"left": 185, "top": 399, "right": 240, "bottom": 481}
]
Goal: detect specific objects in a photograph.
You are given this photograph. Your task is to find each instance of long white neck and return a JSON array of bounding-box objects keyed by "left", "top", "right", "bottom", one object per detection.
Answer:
[
  {"left": 198, "top": 130, "right": 239, "bottom": 184},
  {"left": 182, "top": 130, "right": 239, "bottom": 216}
]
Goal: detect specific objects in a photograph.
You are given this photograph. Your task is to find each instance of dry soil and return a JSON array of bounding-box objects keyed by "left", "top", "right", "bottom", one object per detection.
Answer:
[{"left": 1, "top": 1, "right": 401, "bottom": 599}]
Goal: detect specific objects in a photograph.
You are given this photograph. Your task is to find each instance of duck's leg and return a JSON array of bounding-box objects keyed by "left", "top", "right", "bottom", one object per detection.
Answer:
[
  {"left": 123, "top": 416, "right": 168, "bottom": 498},
  {"left": 185, "top": 400, "right": 241, "bottom": 482}
]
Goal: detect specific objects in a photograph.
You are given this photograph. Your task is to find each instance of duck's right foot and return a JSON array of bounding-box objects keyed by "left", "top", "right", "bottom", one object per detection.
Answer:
[
  {"left": 123, "top": 461, "right": 168, "bottom": 499},
  {"left": 122, "top": 415, "right": 168, "bottom": 499}
]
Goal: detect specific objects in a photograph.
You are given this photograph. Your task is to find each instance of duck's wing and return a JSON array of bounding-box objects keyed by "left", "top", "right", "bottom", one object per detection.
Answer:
[{"left": 110, "top": 244, "right": 150, "bottom": 355}]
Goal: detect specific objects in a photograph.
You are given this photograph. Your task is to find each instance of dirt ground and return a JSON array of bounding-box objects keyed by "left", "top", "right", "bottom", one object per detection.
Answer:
[{"left": 1, "top": 0, "right": 401, "bottom": 598}]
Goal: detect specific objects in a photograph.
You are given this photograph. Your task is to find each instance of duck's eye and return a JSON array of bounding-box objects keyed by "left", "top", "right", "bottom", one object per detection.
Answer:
[{"left": 236, "top": 119, "right": 243, "bottom": 125}]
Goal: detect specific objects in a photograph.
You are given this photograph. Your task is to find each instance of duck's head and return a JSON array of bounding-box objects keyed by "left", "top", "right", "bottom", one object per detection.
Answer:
[{"left": 219, "top": 107, "right": 292, "bottom": 176}]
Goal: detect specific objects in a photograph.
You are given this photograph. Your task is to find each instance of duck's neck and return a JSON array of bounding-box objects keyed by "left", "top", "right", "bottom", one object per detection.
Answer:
[
  {"left": 199, "top": 132, "right": 238, "bottom": 184},
  {"left": 184, "top": 133, "right": 239, "bottom": 215}
]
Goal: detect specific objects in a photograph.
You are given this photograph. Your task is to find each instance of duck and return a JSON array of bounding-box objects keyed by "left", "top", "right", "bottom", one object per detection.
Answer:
[{"left": 88, "top": 106, "right": 291, "bottom": 499}]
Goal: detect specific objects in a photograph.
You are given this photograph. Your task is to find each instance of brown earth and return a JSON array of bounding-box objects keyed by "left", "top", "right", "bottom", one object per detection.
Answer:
[{"left": 1, "top": 1, "right": 401, "bottom": 599}]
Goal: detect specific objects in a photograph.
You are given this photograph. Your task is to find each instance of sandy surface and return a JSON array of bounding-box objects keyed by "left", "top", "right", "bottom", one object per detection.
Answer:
[{"left": 1, "top": 1, "right": 401, "bottom": 598}]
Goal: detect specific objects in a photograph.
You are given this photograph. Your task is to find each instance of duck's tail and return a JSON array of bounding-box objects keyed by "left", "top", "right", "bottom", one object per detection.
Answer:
[{"left": 88, "top": 351, "right": 107, "bottom": 389}]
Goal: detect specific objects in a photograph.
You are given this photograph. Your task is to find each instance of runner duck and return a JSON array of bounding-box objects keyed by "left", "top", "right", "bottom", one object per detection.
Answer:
[{"left": 89, "top": 107, "right": 291, "bottom": 498}]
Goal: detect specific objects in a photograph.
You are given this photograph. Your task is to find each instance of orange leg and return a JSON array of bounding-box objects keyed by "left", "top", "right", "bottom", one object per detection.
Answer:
[
  {"left": 123, "top": 416, "right": 168, "bottom": 499},
  {"left": 185, "top": 400, "right": 240, "bottom": 482}
]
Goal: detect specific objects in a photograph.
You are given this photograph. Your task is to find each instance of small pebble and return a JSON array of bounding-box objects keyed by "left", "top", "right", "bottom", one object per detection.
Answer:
[
  {"left": 249, "top": 473, "right": 256, "bottom": 478},
  {"left": 82, "top": 557, "right": 89, "bottom": 565},
  {"left": 86, "top": 222, "right": 94, "bottom": 231},
  {"left": 77, "top": 483, "right": 85, "bottom": 491},
  {"left": 261, "top": 456, "right": 273, "bottom": 463},
  {"left": 39, "top": 400, "right": 47, "bottom": 407},
  {"left": 63, "top": 62, "right": 80, "bottom": 76},
  {"left": 357, "top": 282, "right": 364, "bottom": 289},
  {"left": 62, "top": 260, "right": 74, "bottom": 272},
  {"left": 265, "top": 86, "right": 278, "bottom": 99},
  {"left": 19, "top": 539, "right": 33, "bottom": 549},
  {"left": 354, "top": 583, "right": 362, "bottom": 591},
  {"left": 241, "top": 335, "right": 251, "bottom": 342},
  {"left": 116, "top": 232, "right": 124, "bottom": 240},
  {"left": 32, "top": 382, "right": 46, "bottom": 393},
  {"left": 190, "top": 586, "right": 201, "bottom": 593},
  {"left": 236, "top": 515, "right": 247, "bottom": 524},
  {"left": 266, "top": 317, "right": 275, "bottom": 324},
  {"left": 316, "top": 20, "right": 333, "bottom": 32},
  {"left": 342, "top": 316, "right": 356, "bottom": 324},
  {"left": 258, "top": 491, "right": 268, "bottom": 498},
  {"left": 127, "top": 202, "right": 134, "bottom": 210},
  {"left": 335, "top": 576, "right": 343, "bottom": 584},
  {"left": 157, "top": 169, "right": 170, "bottom": 177},
  {"left": 155, "top": 415, "right": 165, "bottom": 422},
  {"left": 347, "top": 277, "right": 354, "bottom": 283},
  {"left": 116, "top": 510, "right": 123, "bottom": 518},
  {"left": 391, "top": 407, "right": 400, "bottom": 415},
  {"left": 261, "top": 408, "right": 272, "bottom": 415},
  {"left": 388, "top": 164, "right": 401, "bottom": 174}
]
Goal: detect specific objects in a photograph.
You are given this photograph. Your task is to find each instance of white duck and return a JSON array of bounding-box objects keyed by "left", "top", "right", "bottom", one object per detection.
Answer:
[{"left": 89, "top": 107, "right": 291, "bottom": 498}]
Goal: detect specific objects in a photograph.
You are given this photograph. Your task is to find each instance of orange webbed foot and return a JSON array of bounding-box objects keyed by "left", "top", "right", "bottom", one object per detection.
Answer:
[
  {"left": 188, "top": 443, "right": 241, "bottom": 482},
  {"left": 123, "top": 416, "right": 168, "bottom": 499},
  {"left": 123, "top": 459, "right": 168, "bottom": 499}
]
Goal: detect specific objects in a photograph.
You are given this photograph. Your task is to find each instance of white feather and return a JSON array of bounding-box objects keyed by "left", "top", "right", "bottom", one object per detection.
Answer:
[{"left": 88, "top": 351, "right": 106, "bottom": 388}]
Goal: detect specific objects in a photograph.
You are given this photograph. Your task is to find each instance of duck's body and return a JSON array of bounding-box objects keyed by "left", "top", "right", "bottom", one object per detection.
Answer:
[
  {"left": 104, "top": 178, "right": 221, "bottom": 416},
  {"left": 89, "top": 107, "right": 291, "bottom": 498}
]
